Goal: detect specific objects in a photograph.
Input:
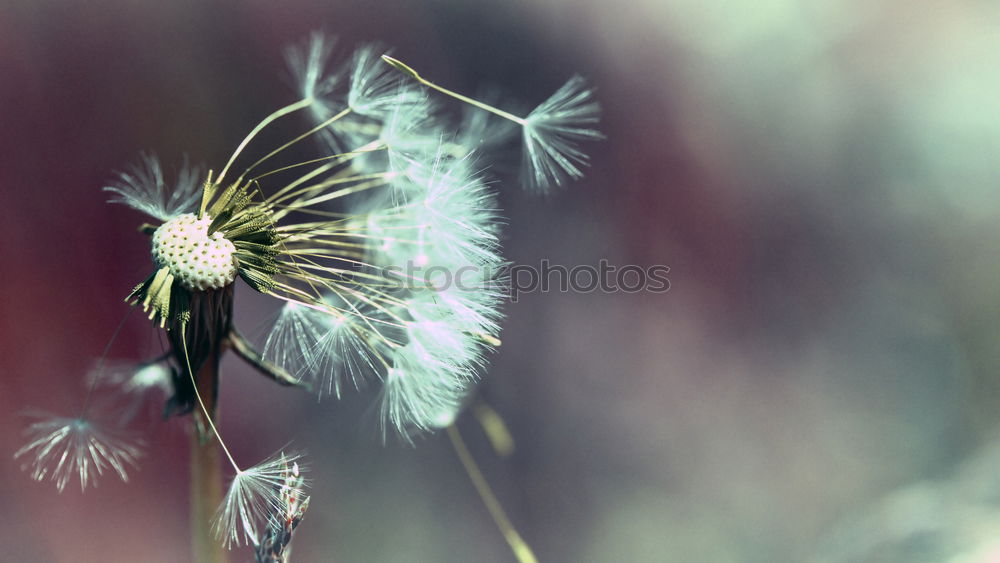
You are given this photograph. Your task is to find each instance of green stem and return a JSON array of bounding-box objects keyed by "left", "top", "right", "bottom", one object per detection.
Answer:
[
  {"left": 446, "top": 424, "right": 537, "bottom": 563},
  {"left": 190, "top": 347, "right": 228, "bottom": 563}
]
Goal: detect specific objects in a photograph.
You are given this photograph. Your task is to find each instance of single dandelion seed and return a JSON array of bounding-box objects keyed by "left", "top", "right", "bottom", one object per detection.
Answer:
[
  {"left": 213, "top": 451, "right": 308, "bottom": 549},
  {"left": 285, "top": 32, "right": 342, "bottom": 156},
  {"left": 104, "top": 153, "right": 203, "bottom": 221},
  {"left": 88, "top": 360, "right": 173, "bottom": 395},
  {"left": 286, "top": 31, "right": 338, "bottom": 102},
  {"left": 520, "top": 75, "right": 603, "bottom": 191},
  {"left": 382, "top": 55, "right": 602, "bottom": 192},
  {"left": 379, "top": 331, "right": 478, "bottom": 441},
  {"left": 15, "top": 311, "right": 143, "bottom": 492},
  {"left": 87, "top": 360, "right": 174, "bottom": 425},
  {"left": 173, "top": 312, "right": 310, "bottom": 551},
  {"left": 263, "top": 295, "right": 397, "bottom": 398},
  {"left": 14, "top": 413, "right": 144, "bottom": 492},
  {"left": 347, "top": 45, "right": 424, "bottom": 119}
]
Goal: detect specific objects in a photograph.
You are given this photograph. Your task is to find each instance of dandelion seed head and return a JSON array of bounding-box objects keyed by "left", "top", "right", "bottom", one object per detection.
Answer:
[
  {"left": 101, "top": 37, "right": 593, "bottom": 455},
  {"left": 14, "top": 414, "right": 144, "bottom": 492},
  {"left": 214, "top": 452, "right": 307, "bottom": 548},
  {"left": 151, "top": 213, "right": 238, "bottom": 291},
  {"left": 104, "top": 154, "right": 202, "bottom": 221},
  {"left": 521, "top": 75, "right": 603, "bottom": 192}
]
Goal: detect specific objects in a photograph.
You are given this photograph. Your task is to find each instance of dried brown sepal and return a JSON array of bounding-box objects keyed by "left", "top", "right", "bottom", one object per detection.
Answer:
[
  {"left": 126, "top": 266, "right": 192, "bottom": 328},
  {"left": 253, "top": 458, "right": 310, "bottom": 563}
]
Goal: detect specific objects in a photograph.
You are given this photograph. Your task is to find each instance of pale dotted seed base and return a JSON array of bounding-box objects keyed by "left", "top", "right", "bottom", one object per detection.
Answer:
[{"left": 152, "top": 213, "right": 238, "bottom": 291}]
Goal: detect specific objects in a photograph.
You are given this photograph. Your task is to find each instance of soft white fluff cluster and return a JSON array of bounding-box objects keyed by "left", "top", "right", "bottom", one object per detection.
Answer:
[
  {"left": 14, "top": 413, "right": 143, "bottom": 492},
  {"left": 213, "top": 452, "right": 307, "bottom": 548},
  {"left": 263, "top": 35, "right": 514, "bottom": 438},
  {"left": 104, "top": 154, "right": 202, "bottom": 221}
]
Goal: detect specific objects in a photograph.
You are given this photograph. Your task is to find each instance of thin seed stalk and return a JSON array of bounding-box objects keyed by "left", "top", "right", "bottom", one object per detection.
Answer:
[{"left": 446, "top": 424, "right": 537, "bottom": 563}]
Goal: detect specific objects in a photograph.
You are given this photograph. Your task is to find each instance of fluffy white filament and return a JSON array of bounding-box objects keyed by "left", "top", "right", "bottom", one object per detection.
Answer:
[
  {"left": 521, "top": 75, "right": 603, "bottom": 192},
  {"left": 263, "top": 299, "right": 393, "bottom": 398},
  {"left": 213, "top": 451, "right": 307, "bottom": 548},
  {"left": 103, "top": 154, "right": 202, "bottom": 220},
  {"left": 14, "top": 414, "right": 144, "bottom": 492}
]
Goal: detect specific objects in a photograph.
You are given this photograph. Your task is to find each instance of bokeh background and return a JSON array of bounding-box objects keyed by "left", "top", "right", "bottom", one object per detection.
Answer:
[{"left": 3, "top": 0, "right": 1000, "bottom": 561}]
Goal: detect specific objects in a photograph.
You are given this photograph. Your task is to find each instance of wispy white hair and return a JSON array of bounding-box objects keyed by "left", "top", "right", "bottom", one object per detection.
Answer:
[
  {"left": 14, "top": 413, "right": 144, "bottom": 492},
  {"left": 521, "top": 75, "right": 603, "bottom": 192},
  {"left": 104, "top": 153, "right": 202, "bottom": 221},
  {"left": 213, "top": 451, "right": 307, "bottom": 548}
]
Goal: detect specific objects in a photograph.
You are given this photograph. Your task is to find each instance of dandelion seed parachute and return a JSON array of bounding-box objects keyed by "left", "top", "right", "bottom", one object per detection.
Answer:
[
  {"left": 347, "top": 45, "right": 426, "bottom": 119},
  {"left": 411, "top": 283, "right": 504, "bottom": 344},
  {"left": 286, "top": 32, "right": 343, "bottom": 158},
  {"left": 213, "top": 451, "right": 307, "bottom": 548},
  {"left": 14, "top": 414, "right": 144, "bottom": 492},
  {"left": 87, "top": 361, "right": 173, "bottom": 425},
  {"left": 104, "top": 154, "right": 203, "bottom": 221},
  {"left": 361, "top": 152, "right": 502, "bottom": 271},
  {"left": 262, "top": 297, "right": 397, "bottom": 398},
  {"left": 379, "top": 54, "right": 602, "bottom": 193},
  {"left": 88, "top": 360, "right": 172, "bottom": 395},
  {"left": 379, "top": 354, "right": 472, "bottom": 438},
  {"left": 521, "top": 75, "right": 603, "bottom": 192},
  {"left": 380, "top": 97, "right": 443, "bottom": 160},
  {"left": 286, "top": 31, "right": 338, "bottom": 102},
  {"left": 373, "top": 285, "right": 502, "bottom": 440},
  {"left": 262, "top": 302, "right": 328, "bottom": 380},
  {"left": 288, "top": 36, "right": 450, "bottom": 176}
]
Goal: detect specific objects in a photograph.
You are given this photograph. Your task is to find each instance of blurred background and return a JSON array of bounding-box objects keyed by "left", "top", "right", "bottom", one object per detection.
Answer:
[{"left": 3, "top": 0, "right": 1000, "bottom": 561}]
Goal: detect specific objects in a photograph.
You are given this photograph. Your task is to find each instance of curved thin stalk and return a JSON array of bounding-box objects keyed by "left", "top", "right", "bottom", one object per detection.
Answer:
[
  {"left": 446, "top": 424, "right": 537, "bottom": 563},
  {"left": 186, "top": 341, "right": 228, "bottom": 563}
]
